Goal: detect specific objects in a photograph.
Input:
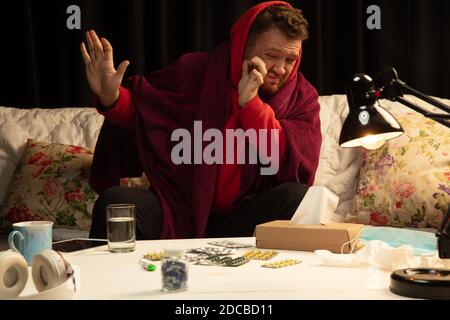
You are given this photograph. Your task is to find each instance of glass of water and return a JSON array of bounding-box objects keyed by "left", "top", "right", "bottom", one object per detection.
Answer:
[{"left": 106, "top": 204, "right": 136, "bottom": 253}]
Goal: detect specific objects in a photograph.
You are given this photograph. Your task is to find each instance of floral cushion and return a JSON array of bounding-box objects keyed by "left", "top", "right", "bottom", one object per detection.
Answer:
[
  {"left": 346, "top": 112, "right": 450, "bottom": 228},
  {"left": 0, "top": 139, "right": 98, "bottom": 232}
]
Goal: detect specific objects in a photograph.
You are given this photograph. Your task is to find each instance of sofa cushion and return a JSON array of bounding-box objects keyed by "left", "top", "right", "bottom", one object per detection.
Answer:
[
  {"left": 345, "top": 112, "right": 450, "bottom": 228},
  {"left": 0, "top": 106, "right": 103, "bottom": 207},
  {"left": 0, "top": 139, "right": 98, "bottom": 233}
]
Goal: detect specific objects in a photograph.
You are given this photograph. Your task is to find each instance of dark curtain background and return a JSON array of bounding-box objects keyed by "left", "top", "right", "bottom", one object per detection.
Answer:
[{"left": 0, "top": 0, "right": 449, "bottom": 108}]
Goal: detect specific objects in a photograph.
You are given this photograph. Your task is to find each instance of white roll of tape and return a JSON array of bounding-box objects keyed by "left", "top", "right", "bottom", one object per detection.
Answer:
[{"left": 0, "top": 250, "right": 29, "bottom": 299}]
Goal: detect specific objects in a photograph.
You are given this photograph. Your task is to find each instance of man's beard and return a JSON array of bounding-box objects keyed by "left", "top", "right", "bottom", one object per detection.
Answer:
[{"left": 258, "top": 80, "right": 284, "bottom": 101}]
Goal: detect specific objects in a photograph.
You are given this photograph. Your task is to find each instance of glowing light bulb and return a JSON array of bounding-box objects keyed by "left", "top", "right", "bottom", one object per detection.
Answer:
[{"left": 360, "top": 135, "right": 386, "bottom": 150}]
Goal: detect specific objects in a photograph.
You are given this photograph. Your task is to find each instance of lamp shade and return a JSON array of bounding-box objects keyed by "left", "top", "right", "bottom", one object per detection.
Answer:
[{"left": 339, "top": 74, "right": 404, "bottom": 149}]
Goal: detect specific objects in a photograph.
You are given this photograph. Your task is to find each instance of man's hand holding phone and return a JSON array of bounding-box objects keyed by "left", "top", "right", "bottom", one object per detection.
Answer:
[{"left": 237, "top": 56, "right": 267, "bottom": 107}]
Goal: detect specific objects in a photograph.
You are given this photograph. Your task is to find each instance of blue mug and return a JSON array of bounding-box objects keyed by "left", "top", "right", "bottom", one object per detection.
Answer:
[{"left": 8, "top": 221, "right": 53, "bottom": 265}]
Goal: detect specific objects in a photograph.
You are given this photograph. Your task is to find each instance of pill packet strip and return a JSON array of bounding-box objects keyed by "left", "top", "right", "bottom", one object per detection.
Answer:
[
  {"left": 143, "top": 251, "right": 164, "bottom": 261},
  {"left": 195, "top": 255, "right": 249, "bottom": 267},
  {"left": 186, "top": 253, "right": 212, "bottom": 263},
  {"left": 187, "top": 246, "right": 236, "bottom": 265},
  {"left": 243, "top": 250, "right": 279, "bottom": 260},
  {"left": 208, "top": 240, "right": 254, "bottom": 248},
  {"left": 208, "top": 255, "right": 249, "bottom": 267},
  {"left": 222, "top": 256, "right": 249, "bottom": 267},
  {"left": 262, "top": 259, "right": 302, "bottom": 268},
  {"left": 187, "top": 250, "right": 233, "bottom": 264},
  {"left": 188, "top": 247, "right": 235, "bottom": 256}
]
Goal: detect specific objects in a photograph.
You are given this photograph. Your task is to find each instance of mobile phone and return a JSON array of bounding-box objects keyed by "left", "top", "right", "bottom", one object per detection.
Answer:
[
  {"left": 52, "top": 238, "right": 108, "bottom": 252},
  {"left": 248, "top": 61, "right": 257, "bottom": 73}
]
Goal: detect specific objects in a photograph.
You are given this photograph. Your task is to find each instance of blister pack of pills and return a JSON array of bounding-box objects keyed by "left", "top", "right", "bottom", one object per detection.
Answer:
[
  {"left": 143, "top": 251, "right": 165, "bottom": 261},
  {"left": 208, "top": 240, "right": 253, "bottom": 248},
  {"left": 196, "top": 255, "right": 249, "bottom": 267},
  {"left": 243, "top": 250, "right": 279, "bottom": 260},
  {"left": 188, "top": 247, "right": 235, "bottom": 256},
  {"left": 262, "top": 259, "right": 301, "bottom": 268}
]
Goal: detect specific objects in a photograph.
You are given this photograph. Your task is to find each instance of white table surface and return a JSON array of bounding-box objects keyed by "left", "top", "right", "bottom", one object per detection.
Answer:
[{"left": 26, "top": 237, "right": 410, "bottom": 300}]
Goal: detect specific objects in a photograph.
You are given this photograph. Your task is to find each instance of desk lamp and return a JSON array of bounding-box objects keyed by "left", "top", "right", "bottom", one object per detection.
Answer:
[{"left": 339, "top": 67, "right": 450, "bottom": 299}]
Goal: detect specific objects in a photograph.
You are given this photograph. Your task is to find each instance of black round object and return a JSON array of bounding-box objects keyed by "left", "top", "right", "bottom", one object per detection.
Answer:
[{"left": 390, "top": 268, "right": 450, "bottom": 299}]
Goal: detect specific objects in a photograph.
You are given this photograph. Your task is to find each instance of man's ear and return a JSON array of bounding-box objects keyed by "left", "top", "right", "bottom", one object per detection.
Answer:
[{"left": 244, "top": 39, "right": 254, "bottom": 60}]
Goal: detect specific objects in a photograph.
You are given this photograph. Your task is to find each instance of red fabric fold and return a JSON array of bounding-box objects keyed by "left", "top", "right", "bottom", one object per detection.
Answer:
[{"left": 95, "top": 87, "right": 135, "bottom": 130}]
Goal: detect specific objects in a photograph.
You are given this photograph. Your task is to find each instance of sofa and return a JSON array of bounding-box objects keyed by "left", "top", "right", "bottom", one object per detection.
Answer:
[{"left": 0, "top": 94, "right": 448, "bottom": 242}]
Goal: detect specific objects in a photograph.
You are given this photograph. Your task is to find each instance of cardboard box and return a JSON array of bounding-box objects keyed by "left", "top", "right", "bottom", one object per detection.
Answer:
[{"left": 255, "top": 220, "right": 364, "bottom": 253}]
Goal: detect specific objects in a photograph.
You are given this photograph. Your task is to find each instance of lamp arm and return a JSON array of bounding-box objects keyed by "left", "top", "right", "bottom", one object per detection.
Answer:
[
  {"left": 373, "top": 66, "right": 450, "bottom": 127},
  {"left": 394, "top": 79, "right": 450, "bottom": 115},
  {"left": 381, "top": 78, "right": 450, "bottom": 128},
  {"left": 395, "top": 96, "right": 450, "bottom": 128}
]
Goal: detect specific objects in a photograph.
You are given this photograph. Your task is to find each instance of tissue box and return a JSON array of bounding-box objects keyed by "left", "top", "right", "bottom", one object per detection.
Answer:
[{"left": 255, "top": 220, "right": 364, "bottom": 253}]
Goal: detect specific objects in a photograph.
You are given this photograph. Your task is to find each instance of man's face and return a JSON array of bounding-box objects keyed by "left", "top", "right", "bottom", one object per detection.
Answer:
[{"left": 246, "top": 27, "right": 302, "bottom": 97}]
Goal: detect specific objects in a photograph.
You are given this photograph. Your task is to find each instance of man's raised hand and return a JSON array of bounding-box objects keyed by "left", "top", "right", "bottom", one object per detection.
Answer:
[
  {"left": 237, "top": 56, "right": 267, "bottom": 107},
  {"left": 80, "top": 30, "right": 130, "bottom": 108}
]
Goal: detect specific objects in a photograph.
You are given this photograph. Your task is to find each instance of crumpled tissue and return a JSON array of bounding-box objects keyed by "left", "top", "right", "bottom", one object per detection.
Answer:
[{"left": 315, "top": 240, "right": 450, "bottom": 271}]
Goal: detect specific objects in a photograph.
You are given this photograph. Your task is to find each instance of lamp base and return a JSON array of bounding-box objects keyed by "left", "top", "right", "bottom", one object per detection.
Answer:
[{"left": 390, "top": 268, "right": 450, "bottom": 299}]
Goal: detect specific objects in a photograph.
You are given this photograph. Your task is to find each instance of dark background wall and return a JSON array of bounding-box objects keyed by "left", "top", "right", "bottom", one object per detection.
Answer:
[{"left": 0, "top": 0, "right": 449, "bottom": 108}]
